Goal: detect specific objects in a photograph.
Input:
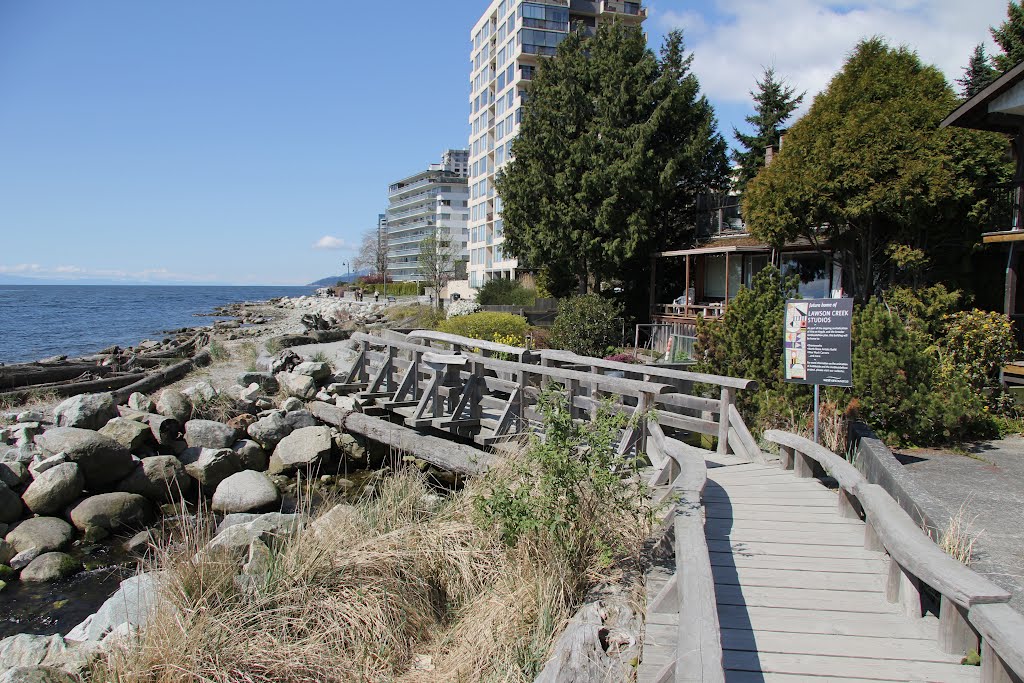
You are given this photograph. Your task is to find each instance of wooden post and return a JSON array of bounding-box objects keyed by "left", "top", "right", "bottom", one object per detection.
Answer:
[
  {"left": 864, "top": 520, "right": 884, "bottom": 552},
  {"left": 359, "top": 340, "right": 371, "bottom": 383},
  {"left": 884, "top": 556, "right": 921, "bottom": 617},
  {"left": 778, "top": 445, "right": 794, "bottom": 470},
  {"left": 649, "top": 256, "right": 657, "bottom": 315},
  {"left": 717, "top": 387, "right": 734, "bottom": 455},
  {"left": 794, "top": 450, "right": 814, "bottom": 478},
  {"left": 684, "top": 255, "right": 691, "bottom": 316},
  {"left": 837, "top": 488, "right": 861, "bottom": 519},
  {"left": 938, "top": 599, "right": 979, "bottom": 656},
  {"left": 981, "top": 640, "right": 1024, "bottom": 683}
]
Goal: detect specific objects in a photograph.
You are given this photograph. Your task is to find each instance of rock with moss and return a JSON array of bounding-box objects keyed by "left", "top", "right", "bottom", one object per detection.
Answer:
[
  {"left": 117, "top": 456, "right": 193, "bottom": 503},
  {"left": 69, "top": 493, "right": 153, "bottom": 535},
  {"left": 20, "top": 552, "right": 80, "bottom": 582}
]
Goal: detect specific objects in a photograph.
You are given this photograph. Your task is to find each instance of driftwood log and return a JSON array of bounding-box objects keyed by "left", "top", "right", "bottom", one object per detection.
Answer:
[
  {"left": 0, "top": 363, "right": 115, "bottom": 391},
  {"left": 111, "top": 350, "right": 211, "bottom": 404},
  {"left": 0, "top": 372, "right": 148, "bottom": 404},
  {"left": 308, "top": 401, "right": 495, "bottom": 476}
]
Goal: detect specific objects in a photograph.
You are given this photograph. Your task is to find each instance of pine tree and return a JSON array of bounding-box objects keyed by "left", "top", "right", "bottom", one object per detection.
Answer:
[
  {"left": 731, "top": 67, "right": 804, "bottom": 192},
  {"left": 992, "top": 1, "right": 1024, "bottom": 71},
  {"left": 957, "top": 44, "right": 998, "bottom": 98}
]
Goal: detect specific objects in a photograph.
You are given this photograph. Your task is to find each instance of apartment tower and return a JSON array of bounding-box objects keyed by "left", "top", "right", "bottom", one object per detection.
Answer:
[
  {"left": 466, "top": 0, "right": 646, "bottom": 288},
  {"left": 385, "top": 149, "right": 471, "bottom": 282}
]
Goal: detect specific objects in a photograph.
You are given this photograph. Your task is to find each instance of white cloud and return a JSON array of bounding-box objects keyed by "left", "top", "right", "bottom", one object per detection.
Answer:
[
  {"left": 0, "top": 263, "right": 219, "bottom": 283},
  {"left": 655, "top": 0, "right": 1006, "bottom": 113},
  {"left": 313, "top": 235, "right": 350, "bottom": 250}
]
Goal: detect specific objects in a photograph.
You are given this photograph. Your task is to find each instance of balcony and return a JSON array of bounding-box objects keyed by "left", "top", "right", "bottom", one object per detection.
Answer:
[
  {"left": 982, "top": 182, "right": 1024, "bottom": 244},
  {"left": 601, "top": 0, "right": 646, "bottom": 18}
]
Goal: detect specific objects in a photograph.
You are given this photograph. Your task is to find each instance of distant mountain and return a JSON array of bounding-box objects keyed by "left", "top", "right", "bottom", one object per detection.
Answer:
[{"left": 308, "top": 269, "right": 372, "bottom": 287}]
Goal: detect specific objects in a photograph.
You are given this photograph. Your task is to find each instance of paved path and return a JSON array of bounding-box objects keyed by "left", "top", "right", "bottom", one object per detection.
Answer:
[
  {"left": 900, "top": 436, "right": 1024, "bottom": 614},
  {"left": 640, "top": 455, "right": 980, "bottom": 682}
]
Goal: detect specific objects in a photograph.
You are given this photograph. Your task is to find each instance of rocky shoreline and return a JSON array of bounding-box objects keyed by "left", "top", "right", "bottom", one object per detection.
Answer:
[{"left": 0, "top": 293, "right": 432, "bottom": 681}]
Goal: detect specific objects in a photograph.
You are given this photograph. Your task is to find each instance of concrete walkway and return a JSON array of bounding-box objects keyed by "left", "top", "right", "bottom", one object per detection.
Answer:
[{"left": 899, "top": 436, "right": 1024, "bottom": 614}]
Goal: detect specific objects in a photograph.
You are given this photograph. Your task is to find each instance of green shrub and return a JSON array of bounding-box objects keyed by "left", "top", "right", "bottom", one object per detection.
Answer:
[
  {"left": 360, "top": 282, "right": 423, "bottom": 296},
  {"left": 940, "top": 310, "right": 1016, "bottom": 392},
  {"left": 437, "top": 312, "right": 529, "bottom": 343},
  {"left": 883, "top": 284, "right": 962, "bottom": 338},
  {"left": 549, "top": 294, "right": 622, "bottom": 357},
  {"left": 476, "top": 279, "right": 537, "bottom": 306}
]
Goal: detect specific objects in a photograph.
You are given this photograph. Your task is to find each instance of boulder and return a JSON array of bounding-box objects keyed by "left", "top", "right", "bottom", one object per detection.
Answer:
[
  {"left": 293, "top": 361, "right": 332, "bottom": 381},
  {"left": 10, "top": 548, "right": 42, "bottom": 570},
  {"left": 277, "top": 372, "right": 316, "bottom": 400},
  {"left": 183, "top": 381, "right": 217, "bottom": 403},
  {"left": 21, "top": 463, "right": 83, "bottom": 516},
  {"left": 20, "top": 553, "right": 80, "bottom": 582},
  {"left": 238, "top": 372, "right": 279, "bottom": 393},
  {"left": 268, "top": 426, "right": 332, "bottom": 475},
  {"left": 239, "top": 383, "right": 262, "bottom": 403},
  {"left": 211, "top": 471, "right": 281, "bottom": 513},
  {"left": 5, "top": 517, "right": 74, "bottom": 554},
  {"left": 280, "top": 397, "right": 304, "bottom": 413},
  {"left": 34, "top": 428, "right": 134, "bottom": 489},
  {"left": 184, "top": 420, "right": 238, "bottom": 450},
  {"left": 117, "top": 456, "right": 192, "bottom": 503},
  {"left": 156, "top": 389, "right": 192, "bottom": 424},
  {"left": 232, "top": 439, "right": 268, "bottom": 471},
  {"left": 98, "top": 418, "right": 153, "bottom": 452},
  {"left": 0, "top": 667, "right": 79, "bottom": 683},
  {"left": 65, "top": 573, "right": 161, "bottom": 643},
  {"left": 0, "top": 461, "right": 29, "bottom": 489},
  {"left": 69, "top": 493, "right": 153, "bottom": 534},
  {"left": 29, "top": 455, "right": 66, "bottom": 478},
  {"left": 0, "top": 481, "right": 22, "bottom": 524},
  {"left": 285, "top": 410, "right": 317, "bottom": 430},
  {"left": 0, "top": 633, "right": 98, "bottom": 674},
  {"left": 15, "top": 411, "right": 48, "bottom": 425},
  {"left": 52, "top": 393, "right": 116, "bottom": 430},
  {"left": 184, "top": 448, "right": 241, "bottom": 490},
  {"left": 247, "top": 412, "right": 292, "bottom": 450},
  {"left": 0, "top": 539, "right": 14, "bottom": 565},
  {"left": 146, "top": 414, "right": 181, "bottom": 447},
  {"left": 205, "top": 512, "right": 304, "bottom": 557},
  {"left": 126, "top": 392, "right": 155, "bottom": 414}
]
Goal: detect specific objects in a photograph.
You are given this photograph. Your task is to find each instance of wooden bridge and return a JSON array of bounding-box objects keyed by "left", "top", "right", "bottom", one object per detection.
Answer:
[{"left": 339, "top": 330, "right": 1024, "bottom": 683}]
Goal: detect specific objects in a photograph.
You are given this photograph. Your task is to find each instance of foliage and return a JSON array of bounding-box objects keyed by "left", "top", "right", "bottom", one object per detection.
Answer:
[
  {"left": 958, "top": 44, "right": 998, "bottom": 98},
  {"left": 354, "top": 224, "right": 389, "bottom": 277},
  {"left": 743, "top": 38, "right": 1011, "bottom": 302},
  {"left": 732, "top": 66, "right": 804, "bottom": 192},
  {"left": 385, "top": 304, "right": 444, "bottom": 331},
  {"left": 360, "top": 281, "right": 422, "bottom": 296},
  {"left": 437, "top": 312, "right": 529, "bottom": 344},
  {"left": 882, "top": 284, "right": 963, "bottom": 339},
  {"left": 992, "top": 2, "right": 1024, "bottom": 72},
  {"left": 476, "top": 278, "right": 537, "bottom": 307},
  {"left": 446, "top": 300, "right": 482, "bottom": 318},
  {"left": 356, "top": 273, "right": 393, "bottom": 285},
  {"left": 604, "top": 352, "right": 640, "bottom": 364},
  {"left": 493, "top": 332, "right": 525, "bottom": 349},
  {"left": 236, "top": 342, "right": 260, "bottom": 372},
  {"left": 940, "top": 310, "right": 1017, "bottom": 393},
  {"left": 850, "top": 300, "right": 994, "bottom": 446},
  {"left": 207, "top": 340, "right": 230, "bottom": 363},
  {"left": 550, "top": 294, "right": 623, "bottom": 358},
  {"left": 417, "top": 229, "right": 462, "bottom": 308},
  {"left": 475, "top": 389, "right": 649, "bottom": 559},
  {"left": 496, "top": 24, "right": 728, "bottom": 295}
]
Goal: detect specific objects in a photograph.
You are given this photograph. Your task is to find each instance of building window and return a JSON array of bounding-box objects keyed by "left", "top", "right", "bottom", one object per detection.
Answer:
[{"left": 518, "top": 3, "right": 569, "bottom": 31}]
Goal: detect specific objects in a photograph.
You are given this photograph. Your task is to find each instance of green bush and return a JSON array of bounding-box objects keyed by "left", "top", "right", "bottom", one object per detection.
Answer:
[
  {"left": 550, "top": 294, "right": 622, "bottom": 357},
  {"left": 476, "top": 279, "right": 537, "bottom": 306},
  {"left": 360, "top": 282, "right": 424, "bottom": 296},
  {"left": 940, "top": 310, "right": 1016, "bottom": 392},
  {"left": 437, "top": 312, "right": 529, "bottom": 343}
]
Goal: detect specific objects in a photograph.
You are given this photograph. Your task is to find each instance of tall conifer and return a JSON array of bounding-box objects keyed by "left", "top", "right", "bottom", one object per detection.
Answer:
[
  {"left": 957, "top": 44, "right": 997, "bottom": 98},
  {"left": 992, "top": 1, "right": 1024, "bottom": 71},
  {"left": 731, "top": 67, "right": 804, "bottom": 192}
]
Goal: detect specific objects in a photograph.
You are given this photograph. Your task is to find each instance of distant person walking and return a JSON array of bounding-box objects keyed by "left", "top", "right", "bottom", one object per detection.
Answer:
[{"left": 374, "top": 291, "right": 380, "bottom": 303}]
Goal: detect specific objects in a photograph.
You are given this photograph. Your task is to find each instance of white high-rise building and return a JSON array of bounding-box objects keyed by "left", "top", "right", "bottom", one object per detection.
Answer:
[
  {"left": 466, "top": 0, "right": 646, "bottom": 288},
  {"left": 385, "top": 149, "right": 471, "bottom": 282}
]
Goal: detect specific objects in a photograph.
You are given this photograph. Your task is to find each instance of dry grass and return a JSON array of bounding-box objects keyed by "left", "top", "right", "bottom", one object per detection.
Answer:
[
  {"left": 236, "top": 341, "right": 261, "bottom": 372},
  {"left": 0, "top": 389, "right": 61, "bottom": 418},
  {"left": 92, "top": 449, "right": 643, "bottom": 683},
  {"left": 189, "top": 393, "right": 246, "bottom": 423},
  {"left": 938, "top": 498, "right": 984, "bottom": 566}
]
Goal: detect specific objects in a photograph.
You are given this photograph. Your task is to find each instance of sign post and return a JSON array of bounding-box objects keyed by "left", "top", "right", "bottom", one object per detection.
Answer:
[{"left": 784, "top": 298, "right": 854, "bottom": 443}]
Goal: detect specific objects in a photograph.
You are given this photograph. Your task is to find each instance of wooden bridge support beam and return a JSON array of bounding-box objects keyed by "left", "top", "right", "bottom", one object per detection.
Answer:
[
  {"left": 939, "top": 599, "right": 980, "bottom": 656},
  {"left": 716, "top": 387, "right": 734, "bottom": 456}
]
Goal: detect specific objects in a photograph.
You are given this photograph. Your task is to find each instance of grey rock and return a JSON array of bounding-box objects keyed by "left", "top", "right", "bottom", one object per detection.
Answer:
[
  {"left": 211, "top": 471, "right": 281, "bottom": 513},
  {"left": 235, "top": 537, "right": 274, "bottom": 593},
  {"left": 216, "top": 513, "right": 260, "bottom": 533},
  {"left": 146, "top": 414, "right": 181, "bottom": 447},
  {"left": 280, "top": 397, "right": 304, "bottom": 412},
  {"left": 334, "top": 395, "right": 358, "bottom": 411},
  {"left": 238, "top": 372, "right": 278, "bottom": 393},
  {"left": 117, "top": 456, "right": 193, "bottom": 503},
  {"left": 0, "top": 461, "right": 28, "bottom": 489},
  {"left": 0, "top": 632, "right": 98, "bottom": 674},
  {"left": 0, "top": 666, "right": 79, "bottom": 683},
  {"left": 184, "top": 420, "right": 238, "bottom": 450},
  {"left": 232, "top": 439, "right": 268, "bottom": 471},
  {"left": 65, "top": 572, "right": 161, "bottom": 643},
  {"left": 268, "top": 426, "right": 332, "bottom": 475},
  {"left": 156, "top": 389, "right": 192, "bottom": 424},
  {"left": 0, "top": 539, "right": 14, "bottom": 565},
  {"left": 123, "top": 529, "right": 153, "bottom": 553},
  {"left": 2, "top": 444, "right": 37, "bottom": 466},
  {"left": 69, "top": 493, "right": 153, "bottom": 533},
  {"left": 20, "top": 552, "right": 80, "bottom": 582},
  {"left": 184, "top": 448, "right": 241, "bottom": 490},
  {"left": 10, "top": 547, "right": 42, "bottom": 570},
  {"left": 183, "top": 381, "right": 217, "bottom": 403},
  {"left": 53, "top": 393, "right": 116, "bottom": 430},
  {"left": 15, "top": 411, "right": 48, "bottom": 425},
  {"left": 0, "top": 481, "right": 23, "bottom": 524},
  {"left": 277, "top": 372, "right": 316, "bottom": 400},
  {"left": 126, "top": 392, "right": 155, "bottom": 413},
  {"left": 205, "top": 511, "right": 304, "bottom": 557},
  {"left": 28, "top": 455, "right": 66, "bottom": 477},
  {"left": 293, "top": 361, "right": 331, "bottom": 381},
  {"left": 21, "top": 463, "right": 83, "bottom": 515},
  {"left": 239, "top": 383, "right": 262, "bottom": 403},
  {"left": 246, "top": 412, "right": 292, "bottom": 450},
  {"left": 98, "top": 417, "right": 153, "bottom": 452},
  {"left": 5, "top": 517, "right": 73, "bottom": 554},
  {"left": 285, "top": 410, "right": 317, "bottom": 430},
  {"left": 35, "top": 427, "right": 134, "bottom": 489}
]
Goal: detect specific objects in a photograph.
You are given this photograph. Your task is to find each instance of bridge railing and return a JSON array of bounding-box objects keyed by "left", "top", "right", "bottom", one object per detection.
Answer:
[{"left": 765, "top": 431, "right": 1023, "bottom": 683}]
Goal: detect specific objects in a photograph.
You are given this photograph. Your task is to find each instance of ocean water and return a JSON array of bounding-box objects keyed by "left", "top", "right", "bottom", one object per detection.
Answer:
[{"left": 0, "top": 285, "right": 312, "bottom": 364}]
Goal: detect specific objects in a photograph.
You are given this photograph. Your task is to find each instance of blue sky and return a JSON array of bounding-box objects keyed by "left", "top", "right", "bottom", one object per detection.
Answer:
[{"left": 0, "top": 0, "right": 1008, "bottom": 285}]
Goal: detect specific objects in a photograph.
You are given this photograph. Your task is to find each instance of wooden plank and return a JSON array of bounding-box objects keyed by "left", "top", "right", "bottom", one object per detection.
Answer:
[
  {"left": 718, "top": 605, "right": 937, "bottom": 640},
  {"left": 711, "top": 566, "right": 883, "bottom": 592},
  {"left": 706, "top": 529, "right": 865, "bottom": 547},
  {"left": 657, "top": 392, "right": 722, "bottom": 413},
  {"left": 725, "top": 672, "right": 972, "bottom": 683},
  {"left": 723, "top": 650, "right": 978, "bottom": 681},
  {"left": 709, "top": 552, "right": 885, "bottom": 574},
  {"left": 675, "top": 509, "right": 726, "bottom": 683},
  {"left": 704, "top": 519, "right": 864, "bottom": 535},
  {"left": 713, "top": 584, "right": 895, "bottom": 613},
  {"left": 704, "top": 508, "right": 859, "bottom": 524},
  {"left": 656, "top": 410, "right": 721, "bottom": 436},
  {"left": 707, "top": 539, "right": 883, "bottom": 560},
  {"left": 721, "top": 628, "right": 954, "bottom": 662}
]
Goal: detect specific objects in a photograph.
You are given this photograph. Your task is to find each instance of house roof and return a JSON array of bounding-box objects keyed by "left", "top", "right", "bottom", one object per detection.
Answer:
[
  {"left": 652, "top": 235, "right": 823, "bottom": 258},
  {"left": 941, "top": 59, "right": 1024, "bottom": 134}
]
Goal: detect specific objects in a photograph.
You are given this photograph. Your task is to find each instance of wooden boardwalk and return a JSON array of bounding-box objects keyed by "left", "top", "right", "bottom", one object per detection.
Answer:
[{"left": 639, "top": 453, "right": 981, "bottom": 682}]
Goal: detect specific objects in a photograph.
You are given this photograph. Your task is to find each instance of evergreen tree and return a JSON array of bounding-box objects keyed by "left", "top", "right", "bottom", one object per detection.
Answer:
[
  {"left": 731, "top": 67, "right": 804, "bottom": 192},
  {"left": 992, "top": 1, "right": 1024, "bottom": 71},
  {"left": 957, "top": 44, "right": 998, "bottom": 98},
  {"left": 496, "top": 24, "right": 728, "bottom": 296}
]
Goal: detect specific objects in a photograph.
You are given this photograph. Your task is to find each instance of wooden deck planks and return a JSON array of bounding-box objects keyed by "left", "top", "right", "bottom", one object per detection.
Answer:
[{"left": 640, "top": 459, "right": 976, "bottom": 683}]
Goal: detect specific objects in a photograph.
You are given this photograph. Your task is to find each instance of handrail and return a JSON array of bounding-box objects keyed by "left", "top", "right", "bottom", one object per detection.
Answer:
[
  {"left": 536, "top": 348, "right": 758, "bottom": 391},
  {"left": 763, "top": 430, "right": 1019, "bottom": 680},
  {"left": 407, "top": 330, "right": 537, "bottom": 361}
]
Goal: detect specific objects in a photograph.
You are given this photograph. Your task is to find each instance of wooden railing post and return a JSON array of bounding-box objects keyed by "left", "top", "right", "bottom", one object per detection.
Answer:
[
  {"left": 939, "top": 599, "right": 980, "bottom": 656},
  {"left": 778, "top": 445, "right": 794, "bottom": 470},
  {"left": 717, "top": 387, "right": 734, "bottom": 455},
  {"left": 793, "top": 449, "right": 814, "bottom": 478}
]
